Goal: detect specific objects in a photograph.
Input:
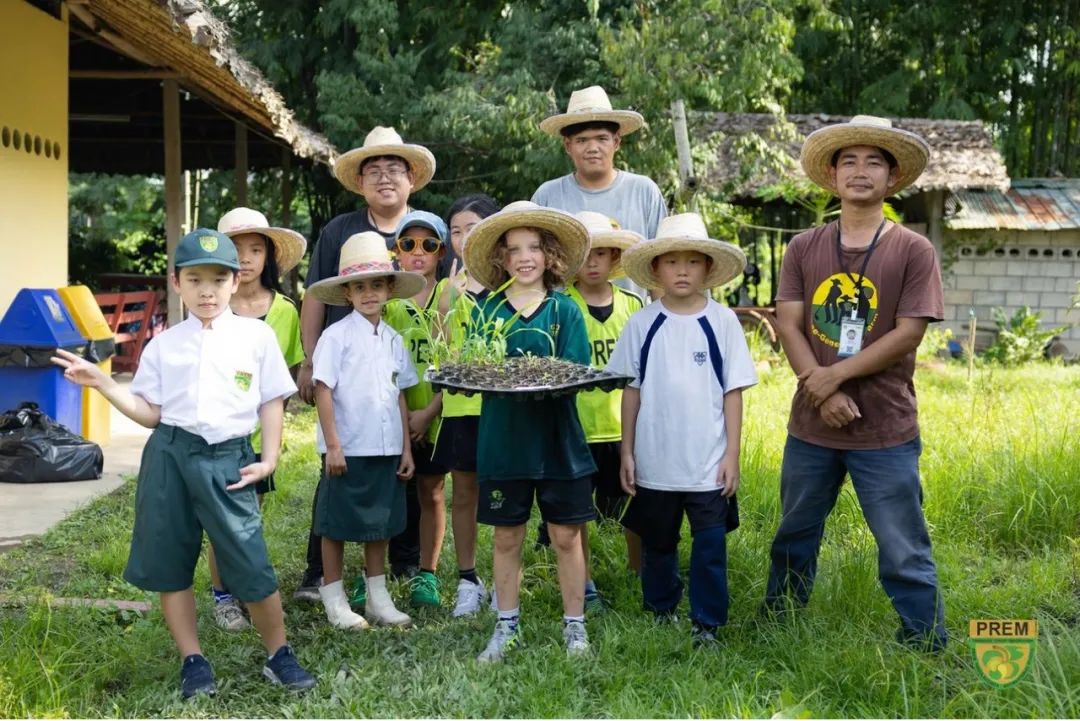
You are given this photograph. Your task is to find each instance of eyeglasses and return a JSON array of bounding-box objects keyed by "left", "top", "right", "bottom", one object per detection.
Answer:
[
  {"left": 361, "top": 168, "right": 409, "bottom": 183},
  {"left": 396, "top": 237, "right": 442, "bottom": 255}
]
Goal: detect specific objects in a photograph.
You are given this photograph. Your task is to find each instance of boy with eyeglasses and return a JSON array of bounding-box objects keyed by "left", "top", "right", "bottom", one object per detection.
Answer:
[
  {"left": 380, "top": 211, "right": 452, "bottom": 609},
  {"left": 296, "top": 127, "right": 438, "bottom": 601}
]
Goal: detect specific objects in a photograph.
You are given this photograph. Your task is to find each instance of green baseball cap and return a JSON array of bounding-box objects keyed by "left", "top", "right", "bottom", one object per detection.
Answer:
[{"left": 175, "top": 228, "right": 241, "bottom": 270}]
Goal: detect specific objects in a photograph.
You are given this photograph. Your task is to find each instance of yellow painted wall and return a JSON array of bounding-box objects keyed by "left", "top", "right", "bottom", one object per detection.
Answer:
[{"left": 0, "top": 1, "right": 68, "bottom": 314}]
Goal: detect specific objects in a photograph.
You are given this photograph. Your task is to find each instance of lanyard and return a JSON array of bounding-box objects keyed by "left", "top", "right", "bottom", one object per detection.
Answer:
[{"left": 835, "top": 218, "right": 886, "bottom": 319}]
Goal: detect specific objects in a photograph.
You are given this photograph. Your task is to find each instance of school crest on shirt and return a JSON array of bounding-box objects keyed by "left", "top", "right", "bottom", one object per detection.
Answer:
[
  {"left": 693, "top": 351, "right": 707, "bottom": 366},
  {"left": 810, "top": 273, "right": 879, "bottom": 348},
  {"left": 199, "top": 234, "right": 219, "bottom": 253},
  {"left": 234, "top": 370, "right": 253, "bottom": 392},
  {"left": 548, "top": 323, "right": 560, "bottom": 340}
]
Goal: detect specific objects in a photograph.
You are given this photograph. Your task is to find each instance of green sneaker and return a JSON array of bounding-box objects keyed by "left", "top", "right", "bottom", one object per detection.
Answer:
[
  {"left": 410, "top": 571, "right": 441, "bottom": 607},
  {"left": 584, "top": 590, "right": 609, "bottom": 616},
  {"left": 349, "top": 575, "right": 366, "bottom": 608}
]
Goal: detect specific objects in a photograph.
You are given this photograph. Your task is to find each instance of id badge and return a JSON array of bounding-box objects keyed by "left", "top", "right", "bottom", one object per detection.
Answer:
[{"left": 838, "top": 315, "right": 865, "bottom": 358}]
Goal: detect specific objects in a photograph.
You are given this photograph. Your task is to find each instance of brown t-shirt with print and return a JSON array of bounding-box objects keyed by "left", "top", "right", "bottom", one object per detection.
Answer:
[{"left": 776, "top": 221, "right": 944, "bottom": 450}]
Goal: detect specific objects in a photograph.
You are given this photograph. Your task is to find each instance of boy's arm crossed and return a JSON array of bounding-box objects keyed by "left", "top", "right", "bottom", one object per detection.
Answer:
[
  {"left": 51, "top": 349, "right": 161, "bottom": 428},
  {"left": 718, "top": 389, "right": 743, "bottom": 497},
  {"left": 619, "top": 386, "right": 641, "bottom": 496}
]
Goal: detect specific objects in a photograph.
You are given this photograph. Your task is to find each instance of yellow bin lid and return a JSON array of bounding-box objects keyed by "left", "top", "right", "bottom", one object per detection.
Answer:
[{"left": 58, "top": 285, "right": 113, "bottom": 341}]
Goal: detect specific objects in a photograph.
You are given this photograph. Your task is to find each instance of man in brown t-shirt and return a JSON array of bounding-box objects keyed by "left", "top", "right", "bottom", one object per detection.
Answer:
[{"left": 762, "top": 116, "right": 947, "bottom": 652}]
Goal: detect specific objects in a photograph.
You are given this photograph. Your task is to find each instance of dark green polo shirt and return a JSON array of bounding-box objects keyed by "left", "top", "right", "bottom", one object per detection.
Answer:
[{"left": 475, "top": 290, "right": 596, "bottom": 482}]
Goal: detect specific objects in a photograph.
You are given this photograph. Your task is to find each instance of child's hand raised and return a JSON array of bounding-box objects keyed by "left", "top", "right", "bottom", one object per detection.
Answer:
[
  {"left": 325, "top": 447, "right": 347, "bottom": 476},
  {"left": 51, "top": 348, "right": 109, "bottom": 388}
]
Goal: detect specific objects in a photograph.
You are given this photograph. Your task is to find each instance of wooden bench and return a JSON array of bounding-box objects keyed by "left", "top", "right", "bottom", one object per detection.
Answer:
[{"left": 94, "top": 291, "right": 164, "bottom": 373}]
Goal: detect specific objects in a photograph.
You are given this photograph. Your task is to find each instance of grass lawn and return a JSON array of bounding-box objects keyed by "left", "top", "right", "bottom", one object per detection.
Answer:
[{"left": 1, "top": 362, "right": 1078, "bottom": 717}]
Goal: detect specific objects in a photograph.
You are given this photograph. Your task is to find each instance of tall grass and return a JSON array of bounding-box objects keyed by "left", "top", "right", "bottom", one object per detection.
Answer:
[{"left": 1, "top": 363, "right": 1077, "bottom": 717}]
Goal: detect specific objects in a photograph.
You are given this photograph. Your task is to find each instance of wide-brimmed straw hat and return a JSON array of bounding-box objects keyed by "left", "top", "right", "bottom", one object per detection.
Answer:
[
  {"left": 575, "top": 211, "right": 642, "bottom": 279},
  {"left": 306, "top": 231, "right": 425, "bottom": 305},
  {"left": 217, "top": 207, "right": 307, "bottom": 274},
  {"left": 622, "top": 213, "right": 747, "bottom": 291},
  {"left": 539, "top": 86, "right": 644, "bottom": 137},
  {"left": 463, "top": 201, "right": 590, "bottom": 290},
  {"left": 800, "top": 115, "right": 930, "bottom": 196},
  {"left": 333, "top": 126, "right": 436, "bottom": 195}
]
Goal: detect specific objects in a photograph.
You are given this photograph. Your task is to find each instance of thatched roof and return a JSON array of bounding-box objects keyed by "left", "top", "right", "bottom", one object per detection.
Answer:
[
  {"left": 694, "top": 112, "right": 1009, "bottom": 199},
  {"left": 68, "top": 0, "right": 334, "bottom": 171}
]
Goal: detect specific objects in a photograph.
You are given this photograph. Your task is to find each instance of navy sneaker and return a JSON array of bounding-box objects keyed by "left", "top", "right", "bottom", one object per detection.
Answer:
[
  {"left": 180, "top": 654, "right": 216, "bottom": 699},
  {"left": 691, "top": 622, "right": 718, "bottom": 647},
  {"left": 263, "top": 645, "right": 316, "bottom": 692}
]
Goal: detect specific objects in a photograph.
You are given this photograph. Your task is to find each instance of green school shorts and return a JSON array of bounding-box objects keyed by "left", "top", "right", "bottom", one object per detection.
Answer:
[
  {"left": 123, "top": 425, "right": 278, "bottom": 602},
  {"left": 315, "top": 455, "right": 405, "bottom": 542}
]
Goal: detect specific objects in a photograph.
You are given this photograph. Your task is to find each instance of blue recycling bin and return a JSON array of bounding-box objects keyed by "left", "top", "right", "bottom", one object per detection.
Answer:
[{"left": 0, "top": 289, "right": 88, "bottom": 433}]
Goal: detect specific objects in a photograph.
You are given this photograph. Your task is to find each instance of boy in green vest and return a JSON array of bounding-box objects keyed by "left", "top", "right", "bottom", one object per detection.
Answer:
[
  {"left": 383, "top": 210, "right": 451, "bottom": 608},
  {"left": 564, "top": 212, "right": 644, "bottom": 609}
]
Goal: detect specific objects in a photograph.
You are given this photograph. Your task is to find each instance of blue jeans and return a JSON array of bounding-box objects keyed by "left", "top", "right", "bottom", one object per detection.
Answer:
[
  {"left": 765, "top": 435, "right": 946, "bottom": 648},
  {"left": 642, "top": 525, "right": 729, "bottom": 628}
]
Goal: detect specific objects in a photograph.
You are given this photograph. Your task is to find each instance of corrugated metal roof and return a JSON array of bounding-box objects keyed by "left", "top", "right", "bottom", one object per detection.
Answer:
[{"left": 946, "top": 179, "right": 1080, "bottom": 230}]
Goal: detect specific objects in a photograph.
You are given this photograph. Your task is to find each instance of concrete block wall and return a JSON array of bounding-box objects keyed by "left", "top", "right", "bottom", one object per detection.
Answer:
[{"left": 942, "top": 229, "right": 1080, "bottom": 353}]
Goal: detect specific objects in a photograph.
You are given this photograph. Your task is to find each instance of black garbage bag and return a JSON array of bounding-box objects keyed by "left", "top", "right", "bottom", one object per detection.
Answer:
[{"left": 0, "top": 402, "right": 103, "bottom": 483}]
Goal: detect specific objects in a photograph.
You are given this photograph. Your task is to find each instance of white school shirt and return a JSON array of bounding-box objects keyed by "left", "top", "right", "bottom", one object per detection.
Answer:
[
  {"left": 606, "top": 298, "right": 758, "bottom": 492},
  {"left": 130, "top": 309, "right": 297, "bottom": 445},
  {"left": 312, "top": 311, "right": 418, "bottom": 456}
]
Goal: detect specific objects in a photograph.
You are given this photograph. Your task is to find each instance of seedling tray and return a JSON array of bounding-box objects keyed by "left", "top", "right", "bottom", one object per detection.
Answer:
[{"left": 425, "top": 357, "right": 632, "bottom": 400}]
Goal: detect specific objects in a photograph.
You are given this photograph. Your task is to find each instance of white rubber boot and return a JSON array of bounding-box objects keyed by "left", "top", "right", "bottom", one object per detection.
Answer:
[
  {"left": 319, "top": 580, "right": 369, "bottom": 630},
  {"left": 364, "top": 574, "right": 412, "bottom": 627}
]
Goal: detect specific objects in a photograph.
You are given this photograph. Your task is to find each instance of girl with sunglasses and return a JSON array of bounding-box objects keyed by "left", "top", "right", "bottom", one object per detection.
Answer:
[{"left": 381, "top": 210, "right": 453, "bottom": 609}]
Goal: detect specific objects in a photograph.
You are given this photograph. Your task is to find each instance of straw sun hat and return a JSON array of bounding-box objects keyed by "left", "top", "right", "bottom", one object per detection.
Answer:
[
  {"left": 306, "top": 231, "right": 425, "bottom": 305},
  {"left": 799, "top": 115, "right": 930, "bottom": 196},
  {"left": 217, "top": 207, "right": 307, "bottom": 274},
  {"left": 622, "top": 213, "right": 747, "bottom": 291},
  {"left": 539, "top": 85, "right": 644, "bottom": 137},
  {"left": 574, "top": 211, "right": 643, "bottom": 279},
  {"left": 332, "top": 126, "right": 436, "bottom": 195},
  {"left": 463, "top": 201, "right": 590, "bottom": 291}
]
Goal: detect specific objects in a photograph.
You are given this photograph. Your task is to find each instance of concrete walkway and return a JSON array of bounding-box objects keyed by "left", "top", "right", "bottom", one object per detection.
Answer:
[{"left": 0, "top": 377, "right": 150, "bottom": 551}]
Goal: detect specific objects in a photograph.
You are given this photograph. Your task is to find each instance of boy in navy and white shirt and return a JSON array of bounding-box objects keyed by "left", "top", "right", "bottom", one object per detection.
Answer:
[{"left": 607, "top": 213, "right": 757, "bottom": 646}]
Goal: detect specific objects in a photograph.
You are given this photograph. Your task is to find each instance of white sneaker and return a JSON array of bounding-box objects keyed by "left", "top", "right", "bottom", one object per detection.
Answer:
[
  {"left": 477, "top": 619, "right": 522, "bottom": 663},
  {"left": 364, "top": 574, "right": 412, "bottom": 627},
  {"left": 213, "top": 597, "right": 249, "bottom": 631},
  {"left": 563, "top": 620, "right": 591, "bottom": 657},
  {"left": 452, "top": 578, "right": 489, "bottom": 618}
]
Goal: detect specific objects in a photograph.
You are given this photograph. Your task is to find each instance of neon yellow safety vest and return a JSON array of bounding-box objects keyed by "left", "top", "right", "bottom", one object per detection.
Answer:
[
  {"left": 383, "top": 278, "right": 446, "bottom": 443},
  {"left": 566, "top": 283, "right": 643, "bottom": 443},
  {"left": 439, "top": 287, "right": 485, "bottom": 419}
]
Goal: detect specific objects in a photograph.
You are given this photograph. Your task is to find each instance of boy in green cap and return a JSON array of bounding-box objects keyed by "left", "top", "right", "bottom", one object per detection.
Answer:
[{"left": 52, "top": 229, "right": 315, "bottom": 699}]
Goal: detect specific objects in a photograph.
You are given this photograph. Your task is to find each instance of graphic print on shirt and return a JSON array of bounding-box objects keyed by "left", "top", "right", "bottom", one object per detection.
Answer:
[
  {"left": 810, "top": 273, "right": 878, "bottom": 347},
  {"left": 234, "top": 369, "right": 253, "bottom": 392},
  {"left": 693, "top": 351, "right": 707, "bottom": 366}
]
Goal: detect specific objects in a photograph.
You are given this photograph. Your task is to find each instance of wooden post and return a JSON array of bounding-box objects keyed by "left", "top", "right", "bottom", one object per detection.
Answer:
[
  {"left": 670, "top": 99, "right": 697, "bottom": 210},
  {"left": 926, "top": 189, "right": 945, "bottom": 258},
  {"left": 235, "top": 121, "right": 248, "bottom": 205},
  {"left": 163, "top": 79, "right": 183, "bottom": 326},
  {"left": 281, "top": 147, "right": 298, "bottom": 299}
]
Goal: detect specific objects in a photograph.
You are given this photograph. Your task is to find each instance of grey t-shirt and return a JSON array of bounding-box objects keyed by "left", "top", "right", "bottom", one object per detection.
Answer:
[
  {"left": 532, "top": 171, "right": 667, "bottom": 295},
  {"left": 532, "top": 170, "right": 667, "bottom": 238}
]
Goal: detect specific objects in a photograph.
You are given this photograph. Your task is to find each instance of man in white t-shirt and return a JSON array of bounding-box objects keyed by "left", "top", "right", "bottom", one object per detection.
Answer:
[
  {"left": 606, "top": 213, "right": 755, "bottom": 646},
  {"left": 532, "top": 86, "right": 667, "bottom": 297}
]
